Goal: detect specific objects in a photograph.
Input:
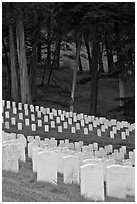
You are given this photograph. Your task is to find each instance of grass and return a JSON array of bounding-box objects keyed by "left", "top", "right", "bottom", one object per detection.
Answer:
[{"left": 2, "top": 159, "right": 135, "bottom": 202}]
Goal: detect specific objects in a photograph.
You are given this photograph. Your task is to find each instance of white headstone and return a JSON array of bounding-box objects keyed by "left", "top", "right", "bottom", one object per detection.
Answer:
[
  {"left": 5, "top": 111, "right": 9, "bottom": 118},
  {"left": 18, "top": 123, "right": 22, "bottom": 130},
  {"left": 28, "top": 140, "right": 39, "bottom": 158},
  {"left": 110, "top": 131, "right": 114, "bottom": 139},
  {"left": 37, "top": 151, "right": 57, "bottom": 185},
  {"left": 93, "top": 142, "right": 98, "bottom": 151},
  {"left": 81, "top": 164, "right": 104, "bottom": 201},
  {"left": 58, "top": 126, "right": 62, "bottom": 133},
  {"left": 32, "top": 147, "right": 43, "bottom": 172},
  {"left": 11, "top": 117, "right": 16, "bottom": 125},
  {"left": 97, "top": 129, "right": 101, "bottom": 137},
  {"left": 88, "top": 124, "right": 93, "bottom": 131},
  {"left": 56, "top": 116, "right": 61, "bottom": 124},
  {"left": 44, "top": 115, "right": 48, "bottom": 122},
  {"left": 124, "top": 166, "right": 135, "bottom": 196},
  {"left": 13, "top": 107, "right": 17, "bottom": 114},
  {"left": 18, "top": 102, "right": 22, "bottom": 110},
  {"left": 31, "top": 124, "right": 36, "bottom": 131},
  {"left": 7, "top": 100, "right": 11, "bottom": 109},
  {"left": 106, "top": 165, "right": 126, "bottom": 199},
  {"left": 68, "top": 118, "right": 72, "bottom": 125},
  {"left": 63, "top": 155, "right": 79, "bottom": 184},
  {"left": 71, "top": 126, "right": 76, "bottom": 134},
  {"left": 38, "top": 119, "right": 42, "bottom": 127},
  {"left": 2, "top": 143, "right": 19, "bottom": 173},
  {"left": 51, "top": 121, "right": 55, "bottom": 128},
  {"left": 19, "top": 112, "right": 23, "bottom": 120},
  {"left": 49, "top": 113, "right": 53, "bottom": 120},
  {"left": 63, "top": 122, "right": 68, "bottom": 129},
  {"left": 84, "top": 128, "right": 88, "bottom": 135},
  {"left": 37, "top": 111, "right": 41, "bottom": 118},
  {"left": 76, "top": 123, "right": 80, "bottom": 130},
  {"left": 45, "top": 125, "right": 49, "bottom": 132}
]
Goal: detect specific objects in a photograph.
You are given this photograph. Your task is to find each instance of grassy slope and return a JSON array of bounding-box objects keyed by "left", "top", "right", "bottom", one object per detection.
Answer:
[{"left": 2, "top": 160, "right": 135, "bottom": 202}]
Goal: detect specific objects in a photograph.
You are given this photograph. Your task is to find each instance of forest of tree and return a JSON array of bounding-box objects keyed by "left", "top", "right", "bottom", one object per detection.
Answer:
[{"left": 2, "top": 2, "right": 135, "bottom": 121}]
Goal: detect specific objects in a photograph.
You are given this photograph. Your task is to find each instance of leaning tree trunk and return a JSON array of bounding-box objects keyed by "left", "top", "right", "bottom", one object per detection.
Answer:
[
  {"left": 83, "top": 32, "right": 92, "bottom": 72},
  {"left": 70, "top": 33, "right": 82, "bottom": 112},
  {"left": 9, "top": 24, "right": 19, "bottom": 102},
  {"left": 89, "top": 26, "right": 100, "bottom": 116},
  {"left": 16, "top": 17, "right": 31, "bottom": 104},
  {"left": 79, "top": 54, "right": 83, "bottom": 72}
]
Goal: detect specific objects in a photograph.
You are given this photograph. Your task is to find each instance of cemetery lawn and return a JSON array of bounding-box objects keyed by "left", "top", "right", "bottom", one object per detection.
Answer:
[
  {"left": 2, "top": 67, "right": 135, "bottom": 202},
  {"left": 2, "top": 160, "right": 135, "bottom": 202}
]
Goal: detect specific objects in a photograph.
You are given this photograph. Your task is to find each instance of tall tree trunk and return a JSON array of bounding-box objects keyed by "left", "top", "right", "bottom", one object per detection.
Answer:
[
  {"left": 105, "top": 37, "right": 113, "bottom": 73},
  {"left": 99, "top": 42, "right": 104, "bottom": 73},
  {"left": 2, "top": 37, "right": 11, "bottom": 96},
  {"left": 79, "top": 54, "right": 83, "bottom": 72},
  {"left": 53, "top": 35, "right": 61, "bottom": 69},
  {"left": 37, "top": 40, "right": 41, "bottom": 63},
  {"left": 29, "top": 44, "right": 37, "bottom": 100},
  {"left": 47, "top": 12, "right": 51, "bottom": 70},
  {"left": 119, "top": 76, "right": 126, "bottom": 107},
  {"left": 16, "top": 17, "right": 31, "bottom": 104},
  {"left": 70, "top": 33, "right": 82, "bottom": 112},
  {"left": 9, "top": 24, "right": 19, "bottom": 101},
  {"left": 83, "top": 32, "right": 92, "bottom": 72},
  {"left": 89, "top": 26, "right": 100, "bottom": 115}
]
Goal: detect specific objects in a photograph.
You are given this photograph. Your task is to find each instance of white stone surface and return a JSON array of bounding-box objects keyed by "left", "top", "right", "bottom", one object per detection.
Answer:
[
  {"left": 31, "top": 124, "right": 36, "bottom": 131},
  {"left": 124, "top": 166, "right": 135, "bottom": 196},
  {"left": 11, "top": 117, "right": 16, "bottom": 125},
  {"left": 37, "top": 151, "right": 57, "bottom": 185},
  {"left": 63, "top": 155, "right": 80, "bottom": 184},
  {"left": 2, "top": 143, "right": 19, "bottom": 173},
  {"left": 28, "top": 140, "right": 39, "bottom": 158},
  {"left": 18, "top": 123, "right": 22, "bottom": 130},
  {"left": 106, "top": 165, "right": 126, "bottom": 199},
  {"left": 32, "top": 147, "right": 43, "bottom": 172},
  {"left": 5, "top": 121, "right": 9, "bottom": 129},
  {"left": 81, "top": 164, "right": 104, "bottom": 201},
  {"left": 45, "top": 125, "right": 49, "bottom": 132}
]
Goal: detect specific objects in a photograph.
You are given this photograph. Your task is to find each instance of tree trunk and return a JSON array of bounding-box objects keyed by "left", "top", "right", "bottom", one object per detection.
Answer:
[
  {"left": 99, "top": 42, "right": 104, "bottom": 73},
  {"left": 37, "top": 40, "right": 41, "bottom": 63},
  {"left": 70, "top": 33, "right": 82, "bottom": 112},
  {"left": 9, "top": 24, "right": 19, "bottom": 101},
  {"left": 53, "top": 35, "right": 61, "bottom": 69},
  {"left": 119, "top": 76, "right": 126, "bottom": 107},
  {"left": 83, "top": 32, "right": 92, "bottom": 72},
  {"left": 16, "top": 17, "right": 31, "bottom": 104},
  {"left": 105, "top": 37, "right": 113, "bottom": 73},
  {"left": 47, "top": 12, "right": 51, "bottom": 70},
  {"left": 79, "top": 54, "right": 83, "bottom": 72},
  {"left": 29, "top": 44, "right": 37, "bottom": 100},
  {"left": 2, "top": 37, "right": 11, "bottom": 96},
  {"left": 89, "top": 26, "right": 100, "bottom": 115}
]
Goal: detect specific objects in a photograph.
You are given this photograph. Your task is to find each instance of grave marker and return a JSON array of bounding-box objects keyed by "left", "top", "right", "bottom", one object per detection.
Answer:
[
  {"left": 81, "top": 164, "right": 104, "bottom": 201},
  {"left": 106, "top": 165, "right": 126, "bottom": 199},
  {"left": 63, "top": 155, "right": 80, "bottom": 184}
]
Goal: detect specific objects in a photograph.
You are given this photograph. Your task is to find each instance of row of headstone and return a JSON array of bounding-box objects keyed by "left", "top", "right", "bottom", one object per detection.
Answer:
[
  {"left": 2, "top": 131, "right": 135, "bottom": 201},
  {"left": 30, "top": 142, "right": 135, "bottom": 201},
  {"left": 2, "top": 132, "right": 26, "bottom": 173},
  {"left": 3, "top": 100, "right": 135, "bottom": 141}
]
